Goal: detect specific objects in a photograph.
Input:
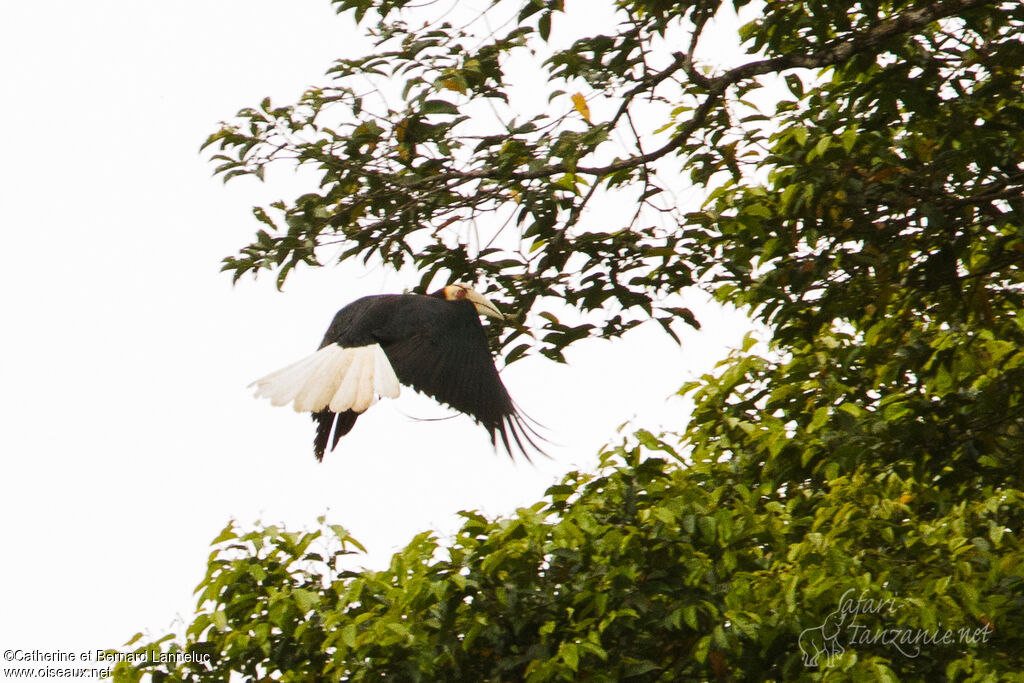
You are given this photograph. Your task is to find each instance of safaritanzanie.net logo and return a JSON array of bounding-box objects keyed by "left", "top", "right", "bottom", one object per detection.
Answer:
[{"left": 798, "top": 588, "right": 993, "bottom": 668}]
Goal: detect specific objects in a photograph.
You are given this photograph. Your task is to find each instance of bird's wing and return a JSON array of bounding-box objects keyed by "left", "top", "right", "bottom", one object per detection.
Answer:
[{"left": 379, "top": 300, "right": 543, "bottom": 458}]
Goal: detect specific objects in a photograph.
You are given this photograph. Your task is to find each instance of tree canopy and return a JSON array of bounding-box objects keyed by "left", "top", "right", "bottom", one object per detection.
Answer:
[{"left": 115, "top": 0, "right": 1023, "bottom": 680}]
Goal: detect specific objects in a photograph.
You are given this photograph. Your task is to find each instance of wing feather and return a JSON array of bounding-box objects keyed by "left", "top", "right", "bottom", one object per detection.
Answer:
[{"left": 379, "top": 300, "right": 544, "bottom": 459}]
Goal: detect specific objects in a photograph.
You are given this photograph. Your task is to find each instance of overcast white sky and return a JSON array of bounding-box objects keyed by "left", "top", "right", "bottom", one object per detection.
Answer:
[{"left": 0, "top": 1, "right": 757, "bottom": 671}]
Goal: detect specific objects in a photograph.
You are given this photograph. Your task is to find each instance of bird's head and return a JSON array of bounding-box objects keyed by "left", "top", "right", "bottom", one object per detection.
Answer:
[{"left": 436, "top": 283, "right": 505, "bottom": 320}]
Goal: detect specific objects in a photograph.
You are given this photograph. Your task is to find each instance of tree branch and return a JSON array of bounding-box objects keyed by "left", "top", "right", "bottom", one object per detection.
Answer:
[{"left": 424, "top": 0, "right": 993, "bottom": 188}]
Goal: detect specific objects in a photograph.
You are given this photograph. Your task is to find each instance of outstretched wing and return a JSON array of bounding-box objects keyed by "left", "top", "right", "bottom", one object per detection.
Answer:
[{"left": 378, "top": 298, "right": 544, "bottom": 459}]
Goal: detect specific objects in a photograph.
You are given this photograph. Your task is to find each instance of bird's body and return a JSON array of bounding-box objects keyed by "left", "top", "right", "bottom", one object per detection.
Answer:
[{"left": 251, "top": 285, "right": 541, "bottom": 460}]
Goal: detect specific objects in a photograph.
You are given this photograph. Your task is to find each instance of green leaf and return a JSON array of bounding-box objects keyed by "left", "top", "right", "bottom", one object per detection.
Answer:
[{"left": 421, "top": 99, "right": 459, "bottom": 115}]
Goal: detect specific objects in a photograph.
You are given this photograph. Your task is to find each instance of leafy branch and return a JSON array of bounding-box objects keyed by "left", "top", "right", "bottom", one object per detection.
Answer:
[{"left": 205, "top": 0, "right": 1019, "bottom": 363}]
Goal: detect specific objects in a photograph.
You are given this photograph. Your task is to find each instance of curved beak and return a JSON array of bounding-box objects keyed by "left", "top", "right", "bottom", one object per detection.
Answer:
[{"left": 466, "top": 289, "right": 504, "bottom": 320}]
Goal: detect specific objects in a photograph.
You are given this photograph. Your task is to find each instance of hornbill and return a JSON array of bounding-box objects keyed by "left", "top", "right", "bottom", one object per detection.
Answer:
[{"left": 251, "top": 284, "right": 543, "bottom": 460}]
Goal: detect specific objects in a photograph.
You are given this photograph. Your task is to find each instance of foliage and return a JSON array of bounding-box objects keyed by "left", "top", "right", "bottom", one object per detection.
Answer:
[
  {"left": 118, "top": 0, "right": 1024, "bottom": 680},
  {"left": 113, "top": 425, "right": 1021, "bottom": 680}
]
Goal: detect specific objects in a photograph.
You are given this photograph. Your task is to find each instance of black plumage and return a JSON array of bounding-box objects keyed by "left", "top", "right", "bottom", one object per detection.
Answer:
[{"left": 251, "top": 285, "right": 542, "bottom": 461}]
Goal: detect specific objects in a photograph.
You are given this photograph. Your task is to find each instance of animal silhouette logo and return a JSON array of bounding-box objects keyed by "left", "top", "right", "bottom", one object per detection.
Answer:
[{"left": 798, "top": 603, "right": 847, "bottom": 668}]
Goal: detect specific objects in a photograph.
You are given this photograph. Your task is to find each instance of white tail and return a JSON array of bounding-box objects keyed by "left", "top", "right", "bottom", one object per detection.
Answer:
[{"left": 250, "top": 344, "right": 401, "bottom": 413}]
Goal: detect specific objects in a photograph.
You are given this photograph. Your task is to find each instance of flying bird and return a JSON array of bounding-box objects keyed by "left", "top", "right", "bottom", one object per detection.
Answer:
[{"left": 251, "top": 284, "right": 543, "bottom": 460}]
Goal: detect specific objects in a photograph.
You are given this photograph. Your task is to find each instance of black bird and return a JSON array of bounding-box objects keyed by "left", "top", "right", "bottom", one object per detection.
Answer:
[{"left": 251, "top": 284, "right": 542, "bottom": 460}]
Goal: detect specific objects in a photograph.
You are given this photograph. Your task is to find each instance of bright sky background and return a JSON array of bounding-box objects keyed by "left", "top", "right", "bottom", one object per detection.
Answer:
[{"left": 1, "top": 0, "right": 758, "bottom": 671}]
